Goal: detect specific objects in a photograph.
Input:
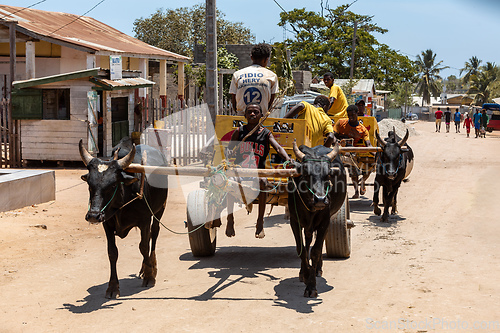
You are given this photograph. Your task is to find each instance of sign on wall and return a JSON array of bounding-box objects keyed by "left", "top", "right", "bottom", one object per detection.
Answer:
[{"left": 110, "top": 55, "right": 122, "bottom": 80}]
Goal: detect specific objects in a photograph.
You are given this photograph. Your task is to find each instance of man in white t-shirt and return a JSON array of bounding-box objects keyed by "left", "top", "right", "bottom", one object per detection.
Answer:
[{"left": 229, "top": 43, "right": 278, "bottom": 116}]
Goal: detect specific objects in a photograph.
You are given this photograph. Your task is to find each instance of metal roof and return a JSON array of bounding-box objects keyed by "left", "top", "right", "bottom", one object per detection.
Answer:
[
  {"left": 90, "top": 77, "right": 155, "bottom": 91},
  {"left": 13, "top": 68, "right": 155, "bottom": 91},
  {"left": 310, "top": 79, "right": 376, "bottom": 94},
  {"left": 13, "top": 68, "right": 100, "bottom": 89},
  {"left": 0, "top": 5, "right": 190, "bottom": 62}
]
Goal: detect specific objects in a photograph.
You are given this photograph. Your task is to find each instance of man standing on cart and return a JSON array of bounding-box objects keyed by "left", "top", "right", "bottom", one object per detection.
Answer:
[
  {"left": 323, "top": 72, "right": 348, "bottom": 118},
  {"left": 332, "top": 105, "right": 373, "bottom": 199},
  {"left": 283, "top": 95, "right": 335, "bottom": 147},
  {"left": 225, "top": 103, "right": 290, "bottom": 239},
  {"left": 229, "top": 43, "right": 278, "bottom": 116}
]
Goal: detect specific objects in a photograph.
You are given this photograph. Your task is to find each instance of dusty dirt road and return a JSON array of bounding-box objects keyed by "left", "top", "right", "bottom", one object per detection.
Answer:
[{"left": 1, "top": 121, "right": 499, "bottom": 332}]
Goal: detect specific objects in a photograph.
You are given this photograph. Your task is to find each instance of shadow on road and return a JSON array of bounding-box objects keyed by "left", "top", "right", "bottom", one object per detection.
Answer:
[
  {"left": 179, "top": 246, "right": 334, "bottom": 313},
  {"left": 60, "top": 243, "right": 336, "bottom": 314},
  {"left": 349, "top": 197, "right": 374, "bottom": 213},
  {"left": 60, "top": 274, "right": 147, "bottom": 313}
]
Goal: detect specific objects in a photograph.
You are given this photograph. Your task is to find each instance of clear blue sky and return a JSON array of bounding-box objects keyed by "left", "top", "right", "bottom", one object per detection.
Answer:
[{"left": 4, "top": 0, "right": 500, "bottom": 79}]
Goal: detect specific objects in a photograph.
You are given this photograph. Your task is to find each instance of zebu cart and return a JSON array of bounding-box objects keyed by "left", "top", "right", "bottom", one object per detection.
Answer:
[
  {"left": 125, "top": 115, "right": 381, "bottom": 259},
  {"left": 187, "top": 115, "right": 374, "bottom": 259}
]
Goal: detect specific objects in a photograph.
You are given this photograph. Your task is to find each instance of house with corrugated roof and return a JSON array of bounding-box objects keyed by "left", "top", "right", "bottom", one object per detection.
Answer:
[
  {"left": 0, "top": 5, "right": 190, "bottom": 161},
  {"left": 310, "top": 79, "right": 378, "bottom": 114}
]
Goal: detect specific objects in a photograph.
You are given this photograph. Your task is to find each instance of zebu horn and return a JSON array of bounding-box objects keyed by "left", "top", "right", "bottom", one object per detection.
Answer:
[
  {"left": 116, "top": 145, "right": 136, "bottom": 169},
  {"left": 293, "top": 140, "right": 305, "bottom": 161},
  {"left": 398, "top": 129, "right": 409, "bottom": 147},
  {"left": 79, "top": 139, "right": 94, "bottom": 166},
  {"left": 375, "top": 130, "right": 386, "bottom": 148},
  {"left": 326, "top": 143, "right": 340, "bottom": 160},
  {"left": 113, "top": 148, "right": 121, "bottom": 160}
]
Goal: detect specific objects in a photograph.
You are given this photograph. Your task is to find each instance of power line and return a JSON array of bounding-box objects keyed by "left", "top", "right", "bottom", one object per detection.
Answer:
[
  {"left": 272, "top": 0, "right": 287, "bottom": 13},
  {"left": 48, "top": 0, "right": 106, "bottom": 36},
  {"left": 271, "top": 0, "right": 288, "bottom": 41},
  {"left": 0, "top": 0, "right": 47, "bottom": 20}
]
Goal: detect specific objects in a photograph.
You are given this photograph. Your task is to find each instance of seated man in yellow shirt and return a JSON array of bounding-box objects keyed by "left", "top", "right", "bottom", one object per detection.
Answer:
[
  {"left": 333, "top": 105, "right": 373, "bottom": 198},
  {"left": 283, "top": 95, "right": 335, "bottom": 147}
]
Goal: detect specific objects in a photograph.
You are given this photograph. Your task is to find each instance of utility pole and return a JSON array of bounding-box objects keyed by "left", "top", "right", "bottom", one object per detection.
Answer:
[
  {"left": 8, "top": 21, "right": 16, "bottom": 99},
  {"left": 205, "top": 0, "right": 218, "bottom": 125},
  {"left": 349, "top": 20, "right": 357, "bottom": 80}
]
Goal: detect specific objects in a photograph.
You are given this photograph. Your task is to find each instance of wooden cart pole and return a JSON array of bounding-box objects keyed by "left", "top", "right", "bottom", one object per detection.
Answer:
[{"left": 125, "top": 164, "right": 304, "bottom": 178}]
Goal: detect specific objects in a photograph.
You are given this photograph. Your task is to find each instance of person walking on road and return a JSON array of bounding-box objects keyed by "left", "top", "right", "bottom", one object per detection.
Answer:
[
  {"left": 473, "top": 109, "right": 482, "bottom": 138},
  {"left": 463, "top": 113, "right": 473, "bottom": 138},
  {"left": 444, "top": 107, "right": 452, "bottom": 133},
  {"left": 435, "top": 107, "right": 443, "bottom": 132},
  {"left": 454, "top": 109, "right": 461, "bottom": 133},
  {"left": 323, "top": 72, "right": 348, "bottom": 118},
  {"left": 229, "top": 43, "right": 278, "bottom": 116}
]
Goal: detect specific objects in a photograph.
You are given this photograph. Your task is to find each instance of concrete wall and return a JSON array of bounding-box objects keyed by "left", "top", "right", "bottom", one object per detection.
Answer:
[
  {"left": 0, "top": 170, "right": 55, "bottom": 212},
  {"left": 292, "top": 70, "right": 312, "bottom": 93},
  {"left": 194, "top": 44, "right": 253, "bottom": 69}
]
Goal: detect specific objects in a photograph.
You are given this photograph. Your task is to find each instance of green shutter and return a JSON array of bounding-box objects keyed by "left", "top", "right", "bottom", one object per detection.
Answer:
[
  {"left": 11, "top": 89, "right": 43, "bottom": 119},
  {"left": 112, "top": 120, "right": 129, "bottom": 147}
]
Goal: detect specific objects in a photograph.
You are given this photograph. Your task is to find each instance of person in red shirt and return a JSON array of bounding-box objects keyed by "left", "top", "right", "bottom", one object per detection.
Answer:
[
  {"left": 435, "top": 107, "right": 444, "bottom": 132},
  {"left": 463, "top": 112, "right": 473, "bottom": 138}
]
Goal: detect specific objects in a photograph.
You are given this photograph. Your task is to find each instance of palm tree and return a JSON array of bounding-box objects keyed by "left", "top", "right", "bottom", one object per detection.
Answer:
[
  {"left": 415, "top": 49, "right": 448, "bottom": 106},
  {"left": 460, "top": 56, "right": 482, "bottom": 84},
  {"left": 467, "top": 62, "right": 499, "bottom": 105}
]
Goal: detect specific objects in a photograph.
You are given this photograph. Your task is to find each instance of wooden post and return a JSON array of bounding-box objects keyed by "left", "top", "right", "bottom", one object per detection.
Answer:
[
  {"left": 86, "top": 54, "right": 96, "bottom": 69},
  {"left": 218, "top": 72, "right": 223, "bottom": 115},
  {"left": 25, "top": 41, "right": 36, "bottom": 79},
  {"left": 206, "top": 0, "right": 218, "bottom": 124},
  {"left": 9, "top": 21, "right": 17, "bottom": 168},
  {"left": 160, "top": 59, "right": 167, "bottom": 106},
  {"left": 139, "top": 58, "right": 147, "bottom": 98},
  {"left": 349, "top": 20, "right": 357, "bottom": 80},
  {"left": 177, "top": 61, "right": 184, "bottom": 105}
]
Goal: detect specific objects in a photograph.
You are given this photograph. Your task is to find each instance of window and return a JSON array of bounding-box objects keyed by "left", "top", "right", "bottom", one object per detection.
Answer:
[
  {"left": 12, "top": 88, "right": 70, "bottom": 120},
  {"left": 42, "top": 89, "right": 70, "bottom": 120}
]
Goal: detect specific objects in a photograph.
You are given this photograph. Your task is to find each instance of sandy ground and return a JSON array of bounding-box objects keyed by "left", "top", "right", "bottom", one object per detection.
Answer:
[{"left": 1, "top": 121, "right": 500, "bottom": 333}]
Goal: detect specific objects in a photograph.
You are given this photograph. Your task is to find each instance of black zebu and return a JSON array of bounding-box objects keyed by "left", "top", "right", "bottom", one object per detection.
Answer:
[
  {"left": 288, "top": 142, "right": 347, "bottom": 297},
  {"left": 79, "top": 138, "right": 168, "bottom": 298},
  {"left": 373, "top": 129, "right": 414, "bottom": 222}
]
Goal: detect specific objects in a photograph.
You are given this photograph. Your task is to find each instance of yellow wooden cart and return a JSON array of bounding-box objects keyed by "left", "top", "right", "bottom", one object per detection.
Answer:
[{"left": 182, "top": 115, "right": 383, "bottom": 258}]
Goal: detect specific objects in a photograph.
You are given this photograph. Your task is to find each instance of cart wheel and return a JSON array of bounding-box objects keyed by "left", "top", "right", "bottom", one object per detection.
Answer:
[
  {"left": 325, "top": 195, "right": 351, "bottom": 258},
  {"left": 186, "top": 189, "right": 217, "bottom": 257}
]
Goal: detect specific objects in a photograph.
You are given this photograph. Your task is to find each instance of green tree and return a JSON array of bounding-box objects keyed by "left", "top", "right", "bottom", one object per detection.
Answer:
[
  {"left": 388, "top": 81, "right": 414, "bottom": 109},
  {"left": 177, "top": 47, "right": 239, "bottom": 100},
  {"left": 460, "top": 56, "right": 482, "bottom": 84},
  {"left": 446, "top": 75, "right": 459, "bottom": 93},
  {"left": 270, "top": 42, "right": 295, "bottom": 96},
  {"left": 415, "top": 49, "right": 448, "bottom": 106},
  {"left": 467, "top": 62, "right": 499, "bottom": 105},
  {"left": 133, "top": 4, "right": 255, "bottom": 57},
  {"left": 278, "top": 3, "right": 416, "bottom": 91}
]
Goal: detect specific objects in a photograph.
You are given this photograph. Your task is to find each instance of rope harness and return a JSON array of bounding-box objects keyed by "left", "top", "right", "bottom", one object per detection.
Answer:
[{"left": 288, "top": 157, "right": 335, "bottom": 258}]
